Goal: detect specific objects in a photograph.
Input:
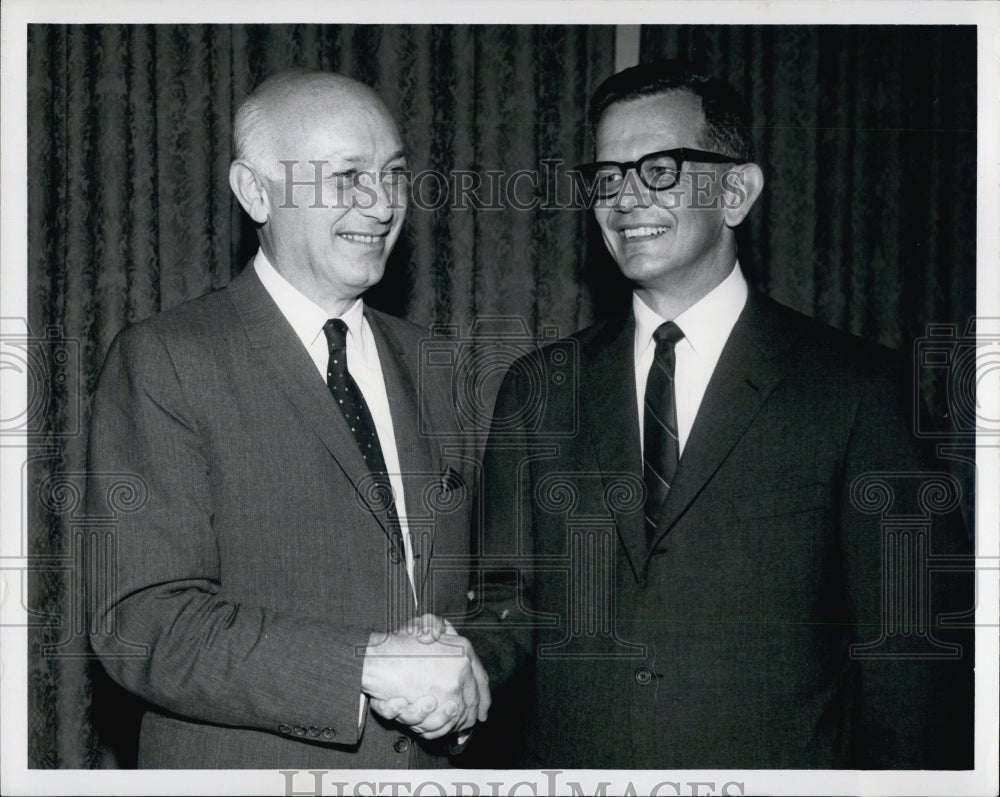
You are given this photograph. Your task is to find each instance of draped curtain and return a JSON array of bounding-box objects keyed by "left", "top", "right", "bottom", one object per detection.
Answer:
[{"left": 25, "top": 24, "right": 975, "bottom": 768}]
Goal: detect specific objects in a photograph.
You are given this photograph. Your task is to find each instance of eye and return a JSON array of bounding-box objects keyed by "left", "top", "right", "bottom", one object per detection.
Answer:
[
  {"left": 326, "top": 169, "right": 359, "bottom": 186},
  {"left": 641, "top": 157, "right": 679, "bottom": 189},
  {"left": 594, "top": 167, "right": 623, "bottom": 188}
]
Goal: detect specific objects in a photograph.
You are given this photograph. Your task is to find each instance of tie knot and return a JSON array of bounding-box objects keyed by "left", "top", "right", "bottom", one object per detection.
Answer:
[
  {"left": 323, "top": 318, "right": 349, "bottom": 351},
  {"left": 653, "top": 321, "right": 684, "bottom": 350}
]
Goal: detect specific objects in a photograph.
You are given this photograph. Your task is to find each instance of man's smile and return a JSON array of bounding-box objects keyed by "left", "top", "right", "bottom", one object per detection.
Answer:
[
  {"left": 621, "top": 225, "right": 670, "bottom": 240},
  {"left": 338, "top": 231, "right": 388, "bottom": 244}
]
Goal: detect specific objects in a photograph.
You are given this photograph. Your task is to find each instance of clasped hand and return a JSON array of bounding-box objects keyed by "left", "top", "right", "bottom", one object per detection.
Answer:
[{"left": 361, "top": 614, "right": 490, "bottom": 740}]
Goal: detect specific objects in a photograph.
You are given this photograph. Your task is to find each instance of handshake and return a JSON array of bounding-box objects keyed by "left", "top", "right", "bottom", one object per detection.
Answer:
[{"left": 361, "top": 614, "right": 491, "bottom": 740}]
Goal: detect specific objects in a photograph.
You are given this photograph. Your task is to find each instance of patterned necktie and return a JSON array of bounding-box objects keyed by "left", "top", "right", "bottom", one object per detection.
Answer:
[
  {"left": 643, "top": 321, "right": 685, "bottom": 547},
  {"left": 322, "top": 319, "right": 399, "bottom": 533}
]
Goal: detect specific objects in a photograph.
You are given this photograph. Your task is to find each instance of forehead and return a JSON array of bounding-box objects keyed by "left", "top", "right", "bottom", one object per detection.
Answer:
[
  {"left": 269, "top": 86, "right": 403, "bottom": 163},
  {"left": 595, "top": 90, "right": 706, "bottom": 160}
]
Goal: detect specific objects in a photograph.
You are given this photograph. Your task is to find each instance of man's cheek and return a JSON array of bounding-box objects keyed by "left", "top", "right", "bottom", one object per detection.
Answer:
[
  {"left": 689, "top": 171, "right": 718, "bottom": 209},
  {"left": 596, "top": 221, "right": 619, "bottom": 254}
]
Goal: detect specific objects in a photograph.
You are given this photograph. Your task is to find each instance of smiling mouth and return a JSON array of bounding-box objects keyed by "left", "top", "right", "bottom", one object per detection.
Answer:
[
  {"left": 621, "top": 226, "right": 669, "bottom": 240},
  {"left": 338, "top": 232, "right": 386, "bottom": 244}
]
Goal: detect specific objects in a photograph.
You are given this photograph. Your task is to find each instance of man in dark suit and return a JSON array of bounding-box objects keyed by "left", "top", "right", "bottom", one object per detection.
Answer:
[
  {"left": 466, "top": 60, "right": 973, "bottom": 769},
  {"left": 87, "top": 69, "right": 489, "bottom": 768}
]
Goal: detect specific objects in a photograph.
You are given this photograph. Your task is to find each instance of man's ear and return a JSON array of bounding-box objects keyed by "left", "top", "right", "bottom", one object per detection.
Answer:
[
  {"left": 722, "top": 163, "right": 764, "bottom": 228},
  {"left": 229, "top": 161, "right": 272, "bottom": 224}
]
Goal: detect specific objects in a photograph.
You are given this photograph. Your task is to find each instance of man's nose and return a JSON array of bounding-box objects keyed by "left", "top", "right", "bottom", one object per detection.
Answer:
[
  {"left": 354, "top": 172, "right": 397, "bottom": 222},
  {"left": 612, "top": 168, "right": 653, "bottom": 212}
]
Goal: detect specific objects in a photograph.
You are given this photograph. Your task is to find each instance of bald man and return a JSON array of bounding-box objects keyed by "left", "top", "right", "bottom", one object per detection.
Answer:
[{"left": 87, "top": 69, "right": 489, "bottom": 769}]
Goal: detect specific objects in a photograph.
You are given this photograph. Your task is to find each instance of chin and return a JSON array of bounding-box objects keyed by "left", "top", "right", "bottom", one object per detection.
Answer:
[{"left": 616, "top": 253, "right": 677, "bottom": 284}]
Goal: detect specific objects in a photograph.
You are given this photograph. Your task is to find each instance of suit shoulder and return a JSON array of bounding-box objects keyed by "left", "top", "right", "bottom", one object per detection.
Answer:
[
  {"left": 488, "top": 318, "right": 618, "bottom": 411},
  {"left": 104, "top": 287, "right": 241, "bottom": 380},
  {"left": 570, "top": 315, "right": 627, "bottom": 348},
  {"left": 755, "top": 295, "right": 902, "bottom": 379},
  {"left": 118, "top": 286, "right": 235, "bottom": 345}
]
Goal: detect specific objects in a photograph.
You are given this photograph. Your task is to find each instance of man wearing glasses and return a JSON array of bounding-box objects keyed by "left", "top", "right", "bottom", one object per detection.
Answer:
[{"left": 466, "top": 60, "right": 973, "bottom": 768}]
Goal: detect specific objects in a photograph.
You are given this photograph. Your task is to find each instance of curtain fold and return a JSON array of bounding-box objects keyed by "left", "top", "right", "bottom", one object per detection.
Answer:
[{"left": 26, "top": 24, "right": 975, "bottom": 768}]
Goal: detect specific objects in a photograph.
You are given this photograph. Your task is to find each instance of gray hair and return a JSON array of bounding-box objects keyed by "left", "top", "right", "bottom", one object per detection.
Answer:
[{"left": 232, "top": 91, "right": 280, "bottom": 181}]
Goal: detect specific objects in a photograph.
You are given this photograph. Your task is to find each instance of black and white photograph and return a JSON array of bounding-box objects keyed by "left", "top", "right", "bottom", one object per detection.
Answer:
[{"left": 1, "top": 2, "right": 998, "bottom": 795}]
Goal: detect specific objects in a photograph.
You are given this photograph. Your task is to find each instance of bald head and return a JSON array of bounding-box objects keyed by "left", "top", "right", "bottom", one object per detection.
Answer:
[
  {"left": 228, "top": 68, "right": 408, "bottom": 316},
  {"left": 233, "top": 69, "right": 396, "bottom": 180}
]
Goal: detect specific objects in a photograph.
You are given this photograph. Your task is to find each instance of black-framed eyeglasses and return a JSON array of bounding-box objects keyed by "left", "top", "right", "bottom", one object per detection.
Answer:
[{"left": 575, "top": 148, "right": 742, "bottom": 199}]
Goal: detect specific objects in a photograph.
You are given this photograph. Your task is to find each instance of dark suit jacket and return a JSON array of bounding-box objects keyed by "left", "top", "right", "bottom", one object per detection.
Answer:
[
  {"left": 87, "top": 265, "right": 476, "bottom": 768},
  {"left": 466, "top": 291, "right": 974, "bottom": 769}
]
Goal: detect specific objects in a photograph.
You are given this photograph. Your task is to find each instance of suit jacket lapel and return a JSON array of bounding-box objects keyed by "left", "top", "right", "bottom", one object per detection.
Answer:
[
  {"left": 645, "top": 293, "right": 789, "bottom": 559},
  {"left": 227, "top": 267, "right": 396, "bottom": 539},
  {"left": 366, "top": 308, "right": 442, "bottom": 605},
  {"left": 580, "top": 315, "right": 648, "bottom": 582}
]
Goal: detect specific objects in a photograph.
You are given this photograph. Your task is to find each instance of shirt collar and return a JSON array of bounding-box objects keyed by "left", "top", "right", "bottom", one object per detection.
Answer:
[
  {"left": 253, "top": 249, "right": 366, "bottom": 352},
  {"left": 633, "top": 261, "right": 748, "bottom": 361}
]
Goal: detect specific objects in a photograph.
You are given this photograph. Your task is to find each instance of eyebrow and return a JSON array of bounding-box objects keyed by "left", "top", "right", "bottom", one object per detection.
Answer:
[{"left": 317, "top": 150, "right": 408, "bottom": 166}]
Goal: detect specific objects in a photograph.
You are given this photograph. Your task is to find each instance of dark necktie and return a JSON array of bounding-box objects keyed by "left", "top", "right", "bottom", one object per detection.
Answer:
[
  {"left": 643, "top": 321, "right": 685, "bottom": 547},
  {"left": 322, "top": 319, "right": 399, "bottom": 532}
]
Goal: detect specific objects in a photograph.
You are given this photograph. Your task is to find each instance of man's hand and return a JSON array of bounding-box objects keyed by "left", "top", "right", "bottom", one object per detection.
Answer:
[{"left": 362, "top": 614, "right": 490, "bottom": 740}]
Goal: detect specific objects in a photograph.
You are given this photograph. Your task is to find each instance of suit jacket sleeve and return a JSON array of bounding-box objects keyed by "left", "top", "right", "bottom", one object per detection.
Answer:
[
  {"left": 838, "top": 356, "right": 974, "bottom": 768},
  {"left": 87, "top": 325, "right": 369, "bottom": 743}
]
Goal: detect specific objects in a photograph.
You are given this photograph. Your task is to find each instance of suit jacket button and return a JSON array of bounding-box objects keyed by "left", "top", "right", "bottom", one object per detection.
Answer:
[
  {"left": 393, "top": 736, "right": 410, "bottom": 753},
  {"left": 293, "top": 725, "right": 307, "bottom": 736},
  {"left": 278, "top": 724, "right": 292, "bottom": 734},
  {"left": 321, "top": 728, "right": 336, "bottom": 740},
  {"left": 389, "top": 548, "right": 402, "bottom": 564},
  {"left": 635, "top": 667, "right": 652, "bottom": 685},
  {"left": 307, "top": 726, "right": 320, "bottom": 738}
]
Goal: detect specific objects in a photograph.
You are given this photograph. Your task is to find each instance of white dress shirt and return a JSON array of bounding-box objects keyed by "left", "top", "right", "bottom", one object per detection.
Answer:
[
  {"left": 634, "top": 262, "right": 749, "bottom": 457},
  {"left": 253, "top": 250, "right": 417, "bottom": 599}
]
